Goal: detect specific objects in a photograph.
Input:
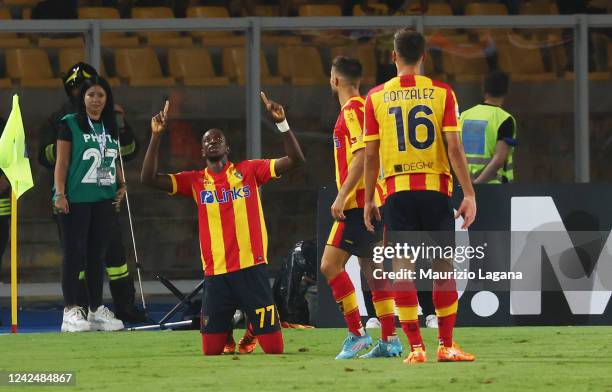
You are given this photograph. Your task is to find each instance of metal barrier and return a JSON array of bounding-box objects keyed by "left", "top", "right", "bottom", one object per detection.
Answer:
[{"left": 1, "top": 14, "right": 611, "bottom": 180}]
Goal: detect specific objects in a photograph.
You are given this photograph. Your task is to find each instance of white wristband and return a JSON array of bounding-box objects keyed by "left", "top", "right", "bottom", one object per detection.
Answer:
[{"left": 276, "top": 119, "right": 290, "bottom": 133}]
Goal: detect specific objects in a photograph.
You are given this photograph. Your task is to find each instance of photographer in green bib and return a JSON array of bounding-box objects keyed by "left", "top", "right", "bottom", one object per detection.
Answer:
[
  {"left": 39, "top": 63, "right": 146, "bottom": 323},
  {"left": 54, "top": 76, "right": 126, "bottom": 332},
  {"left": 460, "top": 71, "right": 517, "bottom": 184}
]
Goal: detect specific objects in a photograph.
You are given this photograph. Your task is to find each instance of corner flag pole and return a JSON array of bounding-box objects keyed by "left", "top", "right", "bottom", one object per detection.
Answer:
[{"left": 10, "top": 190, "right": 17, "bottom": 333}]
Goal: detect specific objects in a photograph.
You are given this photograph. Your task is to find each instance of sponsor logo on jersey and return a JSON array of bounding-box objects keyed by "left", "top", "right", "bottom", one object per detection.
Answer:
[
  {"left": 200, "top": 186, "right": 251, "bottom": 204},
  {"left": 333, "top": 136, "right": 341, "bottom": 149}
]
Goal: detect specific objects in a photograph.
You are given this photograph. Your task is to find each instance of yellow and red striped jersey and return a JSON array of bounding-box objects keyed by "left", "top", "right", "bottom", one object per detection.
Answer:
[
  {"left": 363, "top": 74, "right": 460, "bottom": 197},
  {"left": 333, "top": 96, "right": 384, "bottom": 209},
  {"left": 169, "top": 160, "right": 278, "bottom": 276}
]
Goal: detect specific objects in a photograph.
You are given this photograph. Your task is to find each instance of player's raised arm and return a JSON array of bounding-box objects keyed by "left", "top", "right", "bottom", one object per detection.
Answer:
[
  {"left": 260, "top": 92, "right": 305, "bottom": 175},
  {"left": 140, "top": 100, "right": 173, "bottom": 193}
]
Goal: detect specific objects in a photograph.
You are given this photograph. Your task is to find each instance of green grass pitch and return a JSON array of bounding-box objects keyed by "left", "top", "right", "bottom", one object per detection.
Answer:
[{"left": 2, "top": 327, "right": 612, "bottom": 391}]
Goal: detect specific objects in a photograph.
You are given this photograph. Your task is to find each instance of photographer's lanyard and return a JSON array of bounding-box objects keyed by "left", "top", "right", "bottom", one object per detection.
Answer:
[{"left": 87, "top": 116, "right": 107, "bottom": 157}]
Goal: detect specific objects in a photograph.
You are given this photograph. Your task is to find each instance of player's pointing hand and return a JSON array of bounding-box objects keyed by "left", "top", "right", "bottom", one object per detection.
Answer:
[
  {"left": 260, "top": 92, "right": 286, "bottom": 123},
  {"left": 151, "top": 100, "right": 169, "bottom": 134}
]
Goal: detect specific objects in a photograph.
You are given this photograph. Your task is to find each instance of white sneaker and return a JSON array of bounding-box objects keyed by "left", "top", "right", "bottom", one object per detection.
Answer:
[
  {"left": 425, "top": 314, "right": 439, "bottom": 329},
  {"left": 61, "top": 307, "right": 91, "bottom": 332},
  {"left": 88, "top": 305, "right": 124, "bottom": 331},
  {"left": 365, "top": 317, "right": 381, "bottom": 329}
]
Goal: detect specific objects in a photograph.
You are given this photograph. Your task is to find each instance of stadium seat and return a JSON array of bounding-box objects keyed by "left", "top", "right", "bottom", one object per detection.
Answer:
[
  {"left": 6, "top": 48, "right": 61, "bottom": 87},
  {"left": 0, "top": 8, "right": 31, "bottom": 48},
  {"left": 352, "top": 3, "right": 388, "bottom": 16},
  {"left": 297, "top": 4, "right": 347, "bottom": 45},
  {"left": 3, "top": 0, "right": 38, "bottom": 5},
  {"left": 114, "top": 48, "right": 175, "bottom": 87},
  {"left": 496, "top": 42, "right": 556, "bottom": 81},
  {"left": 58, "top": 48, "right": 120, "bottom": 86},
  {"left": 441, "top": 45, "right": 489, "bottom": 82},
  {"left": 426, "top": 3, "right": 453, "bottom": 15},
  {"left": 168, "top": 48, "right": 230, "bottom": 86},
  {"left": 425, "top": 3, "right": 457, "bottom": 36},
  {"left": 298, "top": 4, "right": 342, "bottom": 17},
  {"left": 38, "top": 37, "right": 84, "bottom": 48},
  {"left": 278, "top": 46, "right": 327, "bottom": 85},
  {"left": 254, "top": 5, "right": 280, "bottom": 16},
  {"left": 78, "top": 7, "right": 139, "bottom": 48},
  {"left": 261, "top": 34, "right": 302, "bottom": 46},
  {"left": 330, "top": 45, "right": 376, "bottom": 85},
  {"left": 465, "top": 2, "right": 509, "bottom": 39},
  {"left": 518, "top": 1, "right": 559, "bottom": 15},
  {"left": 186, "top": 6, "right": 244, "bottom": 46},
  {"left": 464, "top": 3, "right": 508, "bottom": 15},
  {"left": 252, "top": 4, "right": 301, "bottom": 46},
  {"left": 221, "top": 47, "right": 282, "bottom": 86},
  {"left": 131, "top": 7, "right": 192, "bottom": 47}
]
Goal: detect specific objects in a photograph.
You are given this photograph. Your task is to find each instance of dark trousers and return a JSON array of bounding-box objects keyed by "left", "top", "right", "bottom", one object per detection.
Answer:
[
  {"left": 58, "top": 200, "right": 116, "bottom": 309},
  {"left": 0, "top": 215, "right": 8, "bottom": 275}
]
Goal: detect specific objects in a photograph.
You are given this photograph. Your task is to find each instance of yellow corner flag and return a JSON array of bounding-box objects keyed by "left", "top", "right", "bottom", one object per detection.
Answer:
[
  {"left": 0, "top": 94, "right": 34, "bottom": 333},
  {"left": 0, "top": 95, "right": 34, "bottom": 198}
]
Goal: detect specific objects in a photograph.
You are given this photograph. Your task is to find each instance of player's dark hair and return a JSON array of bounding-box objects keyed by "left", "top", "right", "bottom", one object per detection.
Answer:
[
  {"left": 484, "top": 71, "right": 509, "bottom": 98},
  {"left": 76, "top": 75, "right": 118, "bottom": 139},
  {"left": 393, "top": 28, "right": 425, "bottom": 65},
  {"left": 332, "top": 56, "right": 362, "bottom": 84}
]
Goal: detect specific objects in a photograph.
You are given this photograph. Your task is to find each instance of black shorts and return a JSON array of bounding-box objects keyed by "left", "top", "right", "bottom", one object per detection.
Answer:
[
  {"left": 326, "top": 208, "right": 383, "bottom": 258},
  {"left": 383, "top": 190, "right": 454, "bottom": 248},
  {"left": 201, "top": 263, "right": 280, "bottom": 335}
]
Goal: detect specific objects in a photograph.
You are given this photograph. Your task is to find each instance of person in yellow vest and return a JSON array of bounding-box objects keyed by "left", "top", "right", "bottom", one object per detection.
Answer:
[{"left": 460, "top": 71, "right": 517, "bottom": 184}]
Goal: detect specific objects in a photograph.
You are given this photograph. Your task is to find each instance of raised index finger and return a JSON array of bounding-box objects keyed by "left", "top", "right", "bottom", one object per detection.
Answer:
[
  {"left": 162, "top": 100, "right": 170, "bottom": 116},
  {"left": 260, "top": 91, "right": 270, "bottom": 106}
]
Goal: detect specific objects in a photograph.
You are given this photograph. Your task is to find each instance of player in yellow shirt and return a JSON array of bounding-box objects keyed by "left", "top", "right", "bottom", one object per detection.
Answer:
[
  {"left": 363, "top": 28, "right": 476, "bottom": 364},
  {"left": 319, "top": 56, "right": 400, "bottom": 359}
]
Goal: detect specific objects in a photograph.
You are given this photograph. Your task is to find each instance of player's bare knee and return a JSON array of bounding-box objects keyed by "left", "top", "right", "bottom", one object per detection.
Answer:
[{"left": 320, "top": 259, "right": 342, "bottom": 280}]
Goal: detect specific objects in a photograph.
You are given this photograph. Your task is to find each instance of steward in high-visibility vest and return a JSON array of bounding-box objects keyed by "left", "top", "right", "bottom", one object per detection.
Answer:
[{"left": 460, "top": 71, "right": 517, "bottom": 184}]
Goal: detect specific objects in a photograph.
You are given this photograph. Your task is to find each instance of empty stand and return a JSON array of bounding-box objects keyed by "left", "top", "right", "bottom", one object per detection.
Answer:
[
  {"left": 496, "top": 39, "right": 556, "bottom": 81},
  {"left": 0, "top": 8, "right": 30, "bottom": 48},
  {"left": 278, "top": 46, "right": 327, "bottom": 85},
  {"left": 38, "top": 36, "right": 83, "bottom": 48},
  {"left": 168, "top": 48, "right": 230, "bottom": 86},
  {"left": 222, "top": 47, "right": 282, "bottom": 86},
  {"left": 464, "top": 2, "right": 508, "bottom": 15},
  {"left": 78, "top": 7, "right": 139, "bottom": 48},
  {"left": 6, "top": 48, "right": 60, "bottom": 87},
  {"left": 114, "top": 48, "right": 174, "bottom": 87},
  {"left": 298, "top": 4, "right": 342, "bottom": 17},
  {"left": 352, "top": 3, "right": 388, "bottom": 16},
  {"left": 186, "top": 6, "right": 244, "bottom": 46},
  {"left": 442, "top": 45, "right": 489, "bottom": 82},
  {"left": 131, "top": 7, "right": 192, "bottom": 47}
]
